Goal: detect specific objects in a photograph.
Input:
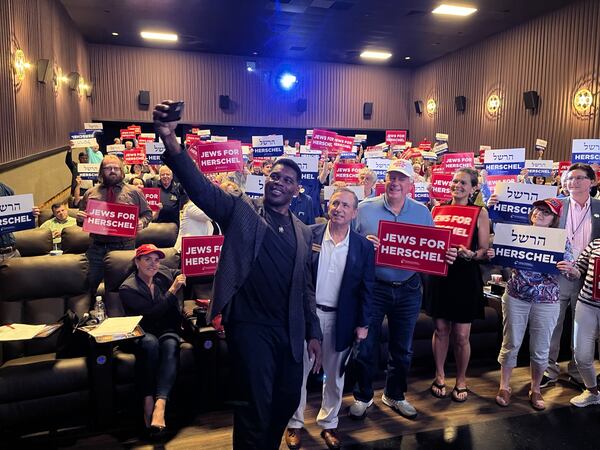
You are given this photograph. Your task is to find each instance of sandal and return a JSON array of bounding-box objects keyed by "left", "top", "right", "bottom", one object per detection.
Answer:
[
  {"left": 529, "top": 391, "right": 545, "bottom": 411},
  {"left": 495, "top": 388, "right": 511, "bottom": 407},
  {"left": 451, "top": 386, "right": 468, "bottom": 402},
  {"left": 430, "top": 381, "right": 447, "bottom": 398}
]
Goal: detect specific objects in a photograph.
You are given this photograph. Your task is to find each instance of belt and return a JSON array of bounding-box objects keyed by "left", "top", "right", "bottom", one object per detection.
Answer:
[
  {"left": 0, "top": 246, "right": 15, "bottom": 255},
  {"left": 376, "top": 274, "right": 418, "bottom": 288},
  {"left": 316, "top": 304, "right": 337, "bottom": 312}
]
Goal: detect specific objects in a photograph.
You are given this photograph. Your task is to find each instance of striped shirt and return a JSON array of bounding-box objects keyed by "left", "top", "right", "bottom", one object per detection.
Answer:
[{"left": 575, "top": 238, "right": 600, "bottom": 308}]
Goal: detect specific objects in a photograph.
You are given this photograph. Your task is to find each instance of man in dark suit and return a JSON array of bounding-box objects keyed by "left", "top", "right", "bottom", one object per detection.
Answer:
[
  {"left": 153, "top": 101, "right": 322, "bottom": 450},
  {"left": 286, "top": 188, "right": 374, "bottom": 450},
  {"left": 542, "top": 163, "right": 600, "bottom": 389}
]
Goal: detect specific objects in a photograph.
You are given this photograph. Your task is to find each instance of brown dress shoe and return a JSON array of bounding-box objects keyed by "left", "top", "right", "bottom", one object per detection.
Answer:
[
  {"left": 285, "top": 428, "right": 302, "bottom": 449},
  {"left": 320, "top": 428, "right": 341, "bottom": 449}
]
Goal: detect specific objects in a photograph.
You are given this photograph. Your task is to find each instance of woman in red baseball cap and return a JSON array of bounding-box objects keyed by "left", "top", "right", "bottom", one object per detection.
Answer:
[
  {"left": 493, "top": 198, "right": 568, "bottom": 410},
  {"left": 119, "top": 244, "right": 186, "bottom": 436}
]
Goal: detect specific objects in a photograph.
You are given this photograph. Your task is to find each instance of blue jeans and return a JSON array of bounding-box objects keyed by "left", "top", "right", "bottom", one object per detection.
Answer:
[
  {"left": 135, "top": 332, "right": 180, "bottom": 399},
  {"left": 86, "top": 240, "right": 135, "bottom": 295},
  {"left": 353, "top": 276, "right": 422, "bottom": 402}
]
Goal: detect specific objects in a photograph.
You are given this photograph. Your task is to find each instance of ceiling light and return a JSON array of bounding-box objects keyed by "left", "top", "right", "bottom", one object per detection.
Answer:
[
  {"left": 140, "top": 31, "right": 178, "bottom": 42},
  {"left": 360, "top": 50, "right": 392, "bottom": 60},
  {"left": 404, "top": 56, "right": 411, "bottom": 60},
  {"left": 112, "top": 32, "right": 119, "bottom": 36},
  {"left": 278, "top": 72, "right": 298, "bottom": 90},
  {"left": 432, "top": 4, "right": 477, "bottom": 16}
]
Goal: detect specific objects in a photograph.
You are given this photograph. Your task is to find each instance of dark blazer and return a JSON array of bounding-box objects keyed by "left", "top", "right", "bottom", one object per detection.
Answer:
[
  {"left": 559, "top": 196, "right": 600, "bottom": 239},
  {"left": 163, "top": 149, "right": 322, "bottom": 363},
  {"left": 311, "top": 223, "right": 374, "bottom": 352}
]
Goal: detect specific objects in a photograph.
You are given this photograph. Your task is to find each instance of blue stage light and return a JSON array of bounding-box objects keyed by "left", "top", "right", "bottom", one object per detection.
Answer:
[{"left": 278, "top": 72, "right": 298, "bottom": 90}]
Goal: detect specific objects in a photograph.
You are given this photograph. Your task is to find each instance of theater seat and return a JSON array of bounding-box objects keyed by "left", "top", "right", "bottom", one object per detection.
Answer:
[
  {"left": 100, "top": 248, "right": 214, "bottom": 414},
  {"left": 61, "top": 226, "right": 92, "bottom": 254},
  {"left": 13, "top": 228, "right": 53, "bottom": 256},
  {"left": 0, "top": 254, "right": 92, "bottom": 436},
  {"left": 136, "top": 222, "right": 178, "bottom": 248}
]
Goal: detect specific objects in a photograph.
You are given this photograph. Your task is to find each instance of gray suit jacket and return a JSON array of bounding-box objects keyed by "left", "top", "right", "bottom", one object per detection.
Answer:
[{"left": 163, "top": 149, "right": 322, "bottom": 362}]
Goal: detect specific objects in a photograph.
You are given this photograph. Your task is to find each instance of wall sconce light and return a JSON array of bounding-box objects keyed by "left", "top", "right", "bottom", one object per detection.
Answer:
[
  {"left": 68, "top": 72, "right": 80, "bottom": 90},
  {"left": 13, "top": 48, "right": 31, "bottom": 84},
  {"left": 86, "top": 82, "right": 94, "bottom": 97},
  {"left": 573, "top": 88, "right": 594, "bottom": 114},
  {"left": 426, "top": 98, "right": 437, "bottom": 115},
  {"left": 77, "top": 76, "right": 90, "bottom": 97},
  {"left": 487, "top": 94, "right": 501, "bottom": 114}
]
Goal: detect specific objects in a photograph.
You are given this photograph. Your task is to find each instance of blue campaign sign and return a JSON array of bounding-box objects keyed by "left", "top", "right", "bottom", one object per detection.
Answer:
[
  {"left": 492, "top": 223, "right": 566, "bottom": 274},
  {"left": 252, "top": 135, "right": 284, "bottom": 158},
  {"left": 488, "top": 182, "right": 557, "bottom": 224},
  {"left": 413, "top": 182, "right": 430, "bottom": 203},
  {"left": 484, "top": 148, "right": 525, "bottom": 175},
  {"left": 145, "top": 142, "right": 166, "bottom": 165},
  {"left": 366, "top": 158, "right": 391, "bottom": 181},
  {"left": 0, "top": 194, "right": 36, "bottom": 233},
  {"left": 525, "top": 160, "right": 553, "bottom": 177},
  {"left": 571, "top": 139, "right": 600, "bottom": 164},
  {"left": 245, "top": 174, "right": 265, "bottom": 199},
  {"left": 77, "top": 163, "right": 100, "bottom": 181}
]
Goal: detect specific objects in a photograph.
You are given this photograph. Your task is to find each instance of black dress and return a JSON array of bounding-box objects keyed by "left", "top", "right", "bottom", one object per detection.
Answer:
[{"left": 425, "top": 203, "right": 485, "bottom": 323}]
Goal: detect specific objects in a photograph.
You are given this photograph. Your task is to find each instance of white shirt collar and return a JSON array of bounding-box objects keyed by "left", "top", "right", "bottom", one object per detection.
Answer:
[{"left": 324, "top": 222, "right": 350, "bottom": 247}]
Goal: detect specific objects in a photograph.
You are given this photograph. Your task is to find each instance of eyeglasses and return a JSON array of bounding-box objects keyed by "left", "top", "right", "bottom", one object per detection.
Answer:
[
  {"left": 103, "top": 166, "right": 121, "bottom": 172},
  {"left": 566, "top": 176, "right": 590, "bottom": 182}
]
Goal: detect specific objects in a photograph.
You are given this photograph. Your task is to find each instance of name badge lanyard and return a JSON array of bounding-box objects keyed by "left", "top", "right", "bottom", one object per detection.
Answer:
[{"left": 568, "top": 204, "right": 590, "bottom": 244}]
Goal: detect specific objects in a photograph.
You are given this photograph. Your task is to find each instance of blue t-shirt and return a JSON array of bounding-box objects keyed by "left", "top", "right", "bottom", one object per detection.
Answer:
[{"left": 355, "top": 194, "right": 434, "bottom": 282}]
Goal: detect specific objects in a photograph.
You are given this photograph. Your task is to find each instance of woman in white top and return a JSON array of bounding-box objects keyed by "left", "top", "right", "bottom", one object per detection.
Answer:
[{"left": 174, "top": 201, "right": 214, "bottom": 252}]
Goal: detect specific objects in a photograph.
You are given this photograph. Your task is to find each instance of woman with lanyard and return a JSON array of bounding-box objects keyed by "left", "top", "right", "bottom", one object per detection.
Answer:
[{"left": 426, "top": 167, "right": 490, "bottom": 402}]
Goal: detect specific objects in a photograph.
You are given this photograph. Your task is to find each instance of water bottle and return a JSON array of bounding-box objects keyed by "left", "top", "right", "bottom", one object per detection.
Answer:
[{"left": 93, "top": 296, "right": 106, "bottom": 323}]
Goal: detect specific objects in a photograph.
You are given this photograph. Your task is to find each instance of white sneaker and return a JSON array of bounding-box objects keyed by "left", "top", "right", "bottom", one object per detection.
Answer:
[
  {"left": 570, "top": 390, "right": 600, "bottom": 408},
  {"left": 381, "top": 393, "right": 418, "bottom": 419},
  {"left": 348, "top": 398, "right": 373, "bottom": 419}
]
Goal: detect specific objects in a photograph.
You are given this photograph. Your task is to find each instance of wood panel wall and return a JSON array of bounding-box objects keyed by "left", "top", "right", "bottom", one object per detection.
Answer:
[
  {"left": 410, "top": 0, "right": 600, "bottom": 162},
  {"left": 0, "top": 0, "right": 92, "bottom": 167},
  {"left": 89, "top": 44, "right": 412, "bottom": 131}
]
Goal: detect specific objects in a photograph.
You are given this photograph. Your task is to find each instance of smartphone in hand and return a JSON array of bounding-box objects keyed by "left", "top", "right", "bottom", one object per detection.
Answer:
[{"left": 164, "top": 101, "right": 185, "bottom": 122}]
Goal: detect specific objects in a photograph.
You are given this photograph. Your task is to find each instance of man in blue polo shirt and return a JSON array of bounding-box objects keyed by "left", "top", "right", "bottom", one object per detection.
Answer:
[{"left": 349, "top": 159, "right": 457, "bottom": 420}]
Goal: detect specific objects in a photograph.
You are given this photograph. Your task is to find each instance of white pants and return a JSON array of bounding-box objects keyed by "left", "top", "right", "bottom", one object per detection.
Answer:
[
  {"left": 288, "top": 309, "right": 347, "bottom": 430},
  {"left": 497, "top": 294, "right": 560, "bottom": 369},
  {"left": 573, "top": 301, "right": 600, "bottom": 389}
]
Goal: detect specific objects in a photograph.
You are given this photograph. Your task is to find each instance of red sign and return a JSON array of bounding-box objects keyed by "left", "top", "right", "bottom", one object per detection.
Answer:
[
  {"left": 487, "top": 175, "right": 518, "bottom": 192},
  {"left": 376, "top": 221, "right": 451, "bottom": 276},
  {"left": 375, "top": 183, "right": 386, "bottom": 196},
  {"left": 123, "top": 148, "right": 146, "bottom": 165},
  {"left": 310, "top": 129, "right": 337, "bottom": 152},
  {"left": 386, "top": 130, "right": 407, "bottom": 146},
  {"left": 332, "top": 135, "right": 355, "bottom": 153},
  {"left": 186, "top": 134, "right": 201, "bottom": 144},
  {"left": 137, "top": 136, "right": 154, "bottom": 144},
  {"left": 120, "top": 129, "right": 136, "bottom": 140},
  {"left": 333, "top": 163, "right": 364, "bottom": 184},
  {"left": 83, "top": 200, "right": 139, "bottom": 238},
  {"left": 191, "top": 128, "right": 200, "bottom": 134},
  {"left": 127, "top": 125, "right": 142, "bottom": 135},
  {"left": 558, "top": 161, "right": 571, "bottom": 175},
  {"left": 142, "top": 188, "right": 160, "bottom": 212},
  {"left": 181, "top": 236, "right": 224, "bottom": 276},
  {"left": 593, "top": 258, "right": 600, "bottom": 300},
  {"left": 443, "top": 152, "right": 475, "bottom": 171},
  {"left": 432, "top": 205, "right": 480, "bottom": 248},
  {"left": 418, "top": 140, "right": 432, "bottom": 151},
  {"left": 432, "top": 165, "right": 448, "bottom": 175},
  {"left": 192, "top": 141, "right": 244, "bottom": 174},
  {"left": 431, "top": 173, "right": 454, "bottom": 201}
]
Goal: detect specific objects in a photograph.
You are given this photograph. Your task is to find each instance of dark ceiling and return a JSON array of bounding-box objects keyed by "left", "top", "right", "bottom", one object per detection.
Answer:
[{"left": 61, "top": 0, "right": 581, "bottom": 67}]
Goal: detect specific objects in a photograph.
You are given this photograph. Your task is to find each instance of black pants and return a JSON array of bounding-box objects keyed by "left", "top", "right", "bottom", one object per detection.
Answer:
[{"left": 226, "top": 322, "right": 303, "bottom": 450}]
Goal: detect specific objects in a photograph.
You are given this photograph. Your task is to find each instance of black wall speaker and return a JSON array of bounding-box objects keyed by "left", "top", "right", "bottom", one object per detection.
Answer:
[
  {"left": 297, "top": 98, "right": 307, "bottom": 113},
  {"left": 455, "top": 95, "right": 466, "bottom": 112},
  {"left": 414, "top": 100, "right": 423, "bottom": 115},
  {"left": 138, "top": 90, "right": 150, "bottom": 107},
  {"left": 363, "top": 102, "right": 373, "bottom": 119},
  {"left": 37, "top": 59, "right": 51, "bottom": 83},
  {"left": 523, "top": 91, "right": 539, "bottom": 110},
  {"left": 219, "top": 95, "right": 230, "bottom": 110}
]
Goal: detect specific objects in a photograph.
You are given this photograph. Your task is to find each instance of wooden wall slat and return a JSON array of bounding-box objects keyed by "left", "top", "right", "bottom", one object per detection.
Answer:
[
  {"left": 410, "top": 0, "right": 600, "bottom": 161},
  {"left": 89, "top": 44, "right": 412, "bottom": 131},
  {"left": 1, "top": 0, "right": 92, "bottom": 166}
]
